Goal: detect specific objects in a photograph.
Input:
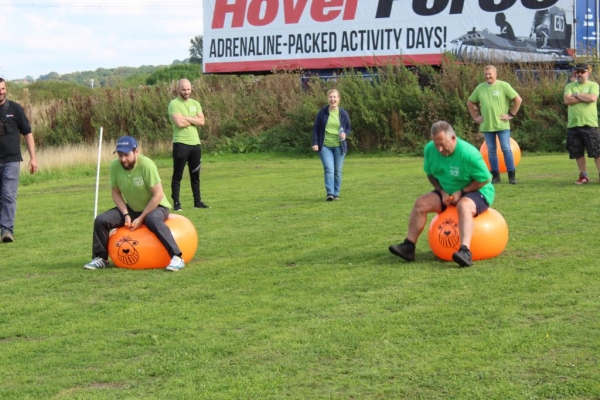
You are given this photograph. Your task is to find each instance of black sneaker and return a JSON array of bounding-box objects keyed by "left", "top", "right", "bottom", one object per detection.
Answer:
[
  {"left": 333, "top": 195, "right": 340, "bottom": 201},
  {"left": 452, "top": 245, "right": 473, "bottom": 267},
  {"left": 389, "top": 242, "right": 415, "bottom": 261},
  {"left": 326, "top": 194, "right": 334, "bottom": 201},
  {"left": 491, "top": 172, "right": 501, "bottom": 184},
  {"left": 194, "top": 202, "right": 210, "bottom": 209},
  {"left": 174, "top": 202, "right": 183, "bottom": 211}
]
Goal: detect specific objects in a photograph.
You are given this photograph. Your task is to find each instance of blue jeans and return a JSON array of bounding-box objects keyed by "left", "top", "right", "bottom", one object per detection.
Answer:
[
  {"left": 0, "top": 162, "right": 20, "bottom": 235},
  {"left": 319, "top": 146, "right": 345, "bottom": 196},
  {"left": 484, "top": 130, "right": 515, "bottom": 172}
]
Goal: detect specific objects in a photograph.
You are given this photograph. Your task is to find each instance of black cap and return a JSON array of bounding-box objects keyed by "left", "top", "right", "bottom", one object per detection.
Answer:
[{"left": 575, "top": 62, "right": 589, "bottom": 72}]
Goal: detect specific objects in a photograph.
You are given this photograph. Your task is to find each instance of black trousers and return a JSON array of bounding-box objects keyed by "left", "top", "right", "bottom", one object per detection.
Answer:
[
  {"left": 92, "top": 206, "right": 182, "bottom": 260},
  {"left": 171, "top": 143, "right": 201, "bottom": 204}
]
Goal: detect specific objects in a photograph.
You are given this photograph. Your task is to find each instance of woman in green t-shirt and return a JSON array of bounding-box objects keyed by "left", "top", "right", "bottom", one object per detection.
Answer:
[{"left": 312, "top": 89, "right": 352, "bottom": 201}]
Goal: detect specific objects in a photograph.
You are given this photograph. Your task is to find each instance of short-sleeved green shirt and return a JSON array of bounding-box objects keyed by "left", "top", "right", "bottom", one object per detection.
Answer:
[
  {"left": 324, "top": 109, "right": 342, "bottom": 147},
  {"left": 469, "top": 80, "right": 519, "bottom": 132},
  {"left": 564, "top": 80, "right": 599, "bottom": 128},
  {"left": 424, "top": 138, "right": 495, "bottom": 206},
  {"left": 110, "top": 154, "right": 171, "bottom": 212},
  {"left": 168, "top": 97, "right": 202, "bottom": 145}
]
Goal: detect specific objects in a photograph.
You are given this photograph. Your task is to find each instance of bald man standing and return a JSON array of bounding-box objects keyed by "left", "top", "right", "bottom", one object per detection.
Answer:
[{"left": 168, "top": 79, "right": 209, "bottom": 211}]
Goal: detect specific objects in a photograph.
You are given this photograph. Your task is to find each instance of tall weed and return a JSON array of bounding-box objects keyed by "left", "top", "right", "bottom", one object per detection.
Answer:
[{"left": 17, "top": 60, "right": 592, "bottom": 154}]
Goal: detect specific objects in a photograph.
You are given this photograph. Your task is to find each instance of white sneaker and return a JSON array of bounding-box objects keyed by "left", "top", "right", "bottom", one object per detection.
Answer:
[
  {"left": 84, "top": 257, "right": 110, "bottom": 270},
  {"left": 166, "top": 255, "right": 185, "bottom": 271}
]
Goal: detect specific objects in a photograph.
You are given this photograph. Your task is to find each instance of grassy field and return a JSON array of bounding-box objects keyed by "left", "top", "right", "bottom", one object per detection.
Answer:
[{"left": 2, "top": 153, "right": 600, "bottom": 399}]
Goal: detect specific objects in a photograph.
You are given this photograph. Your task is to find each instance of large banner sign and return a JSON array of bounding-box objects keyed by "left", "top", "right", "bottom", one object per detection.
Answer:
[
  {"left": 576, "top": 0, "right": 598, "bottom": 55},
  {"left": 203, "top": 0, "right": 575, "bottom": 74}
]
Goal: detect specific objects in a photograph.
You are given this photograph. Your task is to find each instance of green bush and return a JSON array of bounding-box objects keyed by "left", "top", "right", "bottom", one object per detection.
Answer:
[
  {"left": 23, "top": 59, "right": 594, "bottom": 154},
  {"left": 146, "top": 64, "right": 202, "bottom": 85}
]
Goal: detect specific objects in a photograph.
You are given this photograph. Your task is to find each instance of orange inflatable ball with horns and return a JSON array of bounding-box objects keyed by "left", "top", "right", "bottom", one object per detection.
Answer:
[
  {"left": 108, "top": 214, "right": 198, "bottom": 269},
  {"left": 427, "top": 206, "right": 508, "bottom": 262},
  {"left": 480, "top": 137, "right": 521, "bottom": 173}
]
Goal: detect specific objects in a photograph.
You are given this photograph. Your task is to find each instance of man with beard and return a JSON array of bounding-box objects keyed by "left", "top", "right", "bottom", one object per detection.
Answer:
[
  {"left": 168, "top": 79, "right": 209, "bottom": 211},
  {"left": 84, "top": 136, "right": 185, "bottom": 271},
  {"left": 564, "top": 62, "right": 600, "bottom": 184}
]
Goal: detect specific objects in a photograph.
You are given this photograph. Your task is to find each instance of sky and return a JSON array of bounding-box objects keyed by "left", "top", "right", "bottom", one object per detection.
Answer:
[{"left": 0, "top": 0, "right": 204, "bottom": 81}]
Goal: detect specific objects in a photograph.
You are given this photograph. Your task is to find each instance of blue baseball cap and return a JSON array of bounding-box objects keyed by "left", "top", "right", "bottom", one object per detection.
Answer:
[{"left": 114, "top": 136, "right": 138, "bottom": 154}]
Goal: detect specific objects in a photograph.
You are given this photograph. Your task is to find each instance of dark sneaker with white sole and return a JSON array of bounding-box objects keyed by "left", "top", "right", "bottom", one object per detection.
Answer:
[
  {"left": 194, "top": 202, "right": 210, "bottom": 209},
  {"left": 174, "top": 202, "right": 183, "bottom": 211},
  {"left": 452, "top": 245, "right": 473, "bottom": 267}
]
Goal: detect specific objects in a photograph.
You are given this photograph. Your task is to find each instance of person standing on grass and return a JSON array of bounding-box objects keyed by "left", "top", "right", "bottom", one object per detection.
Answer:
[
  {"left": 312, "top": 88, "right": 351, "bottom": 201},
  {"left": 389, "top": 121, "right": 494, "bottom": 268},
  {"left": 84, "top": 136, "right": 185, "bottom": 272},
  {"left": 467, "top": 65, "right": 522, "bottom": 184},
  {"left": 168, "top": 79, "right": 209, "bottom": 211},
  {"left": 563, "top": 62, "right": 600, "bottom": 184},
  {"left": 0, "top": 77, "right": 38, "bottom": 243}
]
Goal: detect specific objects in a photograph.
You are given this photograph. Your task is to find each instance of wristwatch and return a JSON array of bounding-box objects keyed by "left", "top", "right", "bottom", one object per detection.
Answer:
[{"left": 508, "top": 112, "right": 515, "bottom": 117}]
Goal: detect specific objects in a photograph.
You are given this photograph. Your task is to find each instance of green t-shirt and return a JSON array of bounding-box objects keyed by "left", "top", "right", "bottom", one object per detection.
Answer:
[
  {"left": 324, "top": 109, "right": 342, "bottom": 147},
  {"left": 424, "top": 137, "right": 495, "bottom": 206},
  {"left": 168, "top": 97, "right": 203, "bottom": 145},
  {"left": 468, "top": 80, "right": 519, "bottom": 132},
  {"left": 110, "top": 154, "right": 171, "bottom": 212},
  {"left": 564, "top": 80, "right": 599, "bottom": 128}
]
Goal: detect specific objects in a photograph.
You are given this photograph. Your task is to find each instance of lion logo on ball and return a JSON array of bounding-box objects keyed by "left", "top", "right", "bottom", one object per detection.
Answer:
[
  {"left": 115, "top": 236, "right": 140, "bottom": 265},
  {"left": 436, "top": 217, "right": 460, "bottom": 248}
]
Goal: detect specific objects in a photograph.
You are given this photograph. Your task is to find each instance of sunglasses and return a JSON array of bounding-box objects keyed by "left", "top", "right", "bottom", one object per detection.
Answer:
[{"left": 575, "top": 70, "right": 588, "bottom": 74}]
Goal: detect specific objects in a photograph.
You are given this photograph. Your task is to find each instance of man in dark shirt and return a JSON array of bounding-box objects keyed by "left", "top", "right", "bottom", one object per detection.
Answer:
[{"left": 0, "top": 78, "right": 38, "bottom": 242}]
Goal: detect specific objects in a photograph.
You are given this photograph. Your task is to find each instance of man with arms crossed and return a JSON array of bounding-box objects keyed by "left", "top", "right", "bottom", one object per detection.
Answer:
[
  {"left": 563, "top": 62, "right": 600, "bottom": 184},
  {"left": 168, "top": 79, "right": 209, "bottom": 211},
  {"left": 389, "top": 121, "right": 495, "bottom": 267}
]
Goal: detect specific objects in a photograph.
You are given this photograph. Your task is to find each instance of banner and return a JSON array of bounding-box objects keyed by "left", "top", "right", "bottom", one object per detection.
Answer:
[
  {"left": 203, "top": 0, "right": 575, "bottom": 73},
  {"left": 576, "top": 0, "right": 598, "bottom": 56}
]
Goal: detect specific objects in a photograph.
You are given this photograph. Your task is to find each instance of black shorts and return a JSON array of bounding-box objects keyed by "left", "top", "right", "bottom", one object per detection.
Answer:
[
  {"left": 434, "top": 190, "right": 490, "bottom": 216},
  {"left": 566, "top": 126, "right": 600, "bottom": 159}
]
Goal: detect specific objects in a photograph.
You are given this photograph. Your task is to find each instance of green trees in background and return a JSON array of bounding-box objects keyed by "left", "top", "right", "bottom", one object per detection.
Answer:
[
  {"left": 189, "top": 35, "right": 203, "bottom": 65},
  {"left": 35, "top": 66, "right": 162, "bottom": 88},
  {"left": 145, "top": 64, "right": 202, "bottom": 85},
  {"left": 9, "top": 60, "right": 580, "bottom": 154}
]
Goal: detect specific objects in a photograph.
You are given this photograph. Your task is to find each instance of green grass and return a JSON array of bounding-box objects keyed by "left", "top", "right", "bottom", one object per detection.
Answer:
[{"left": 2, "top": 153, "right": 600, "bottom": 399}]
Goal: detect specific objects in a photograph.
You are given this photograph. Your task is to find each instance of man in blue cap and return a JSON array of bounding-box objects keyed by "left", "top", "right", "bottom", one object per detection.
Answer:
[{"left": 84, "top": 136, "right": 185, "bottom": 271}]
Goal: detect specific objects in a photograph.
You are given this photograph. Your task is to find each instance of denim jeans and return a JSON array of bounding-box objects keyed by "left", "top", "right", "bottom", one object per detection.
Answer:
[
  {"left": 319, "top": 145, "right": 345, "bottom": 196},
  {"left": 483, "top": 130, "right": 515, "bottom": 172},
  {"left": 0, "top": 162, "right": 20, "bottom": 235}
]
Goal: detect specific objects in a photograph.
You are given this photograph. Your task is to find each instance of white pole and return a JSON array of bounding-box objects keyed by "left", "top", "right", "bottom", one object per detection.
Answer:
[{"left": 94, "top": 127, "right": 103, "bottom": 219}]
